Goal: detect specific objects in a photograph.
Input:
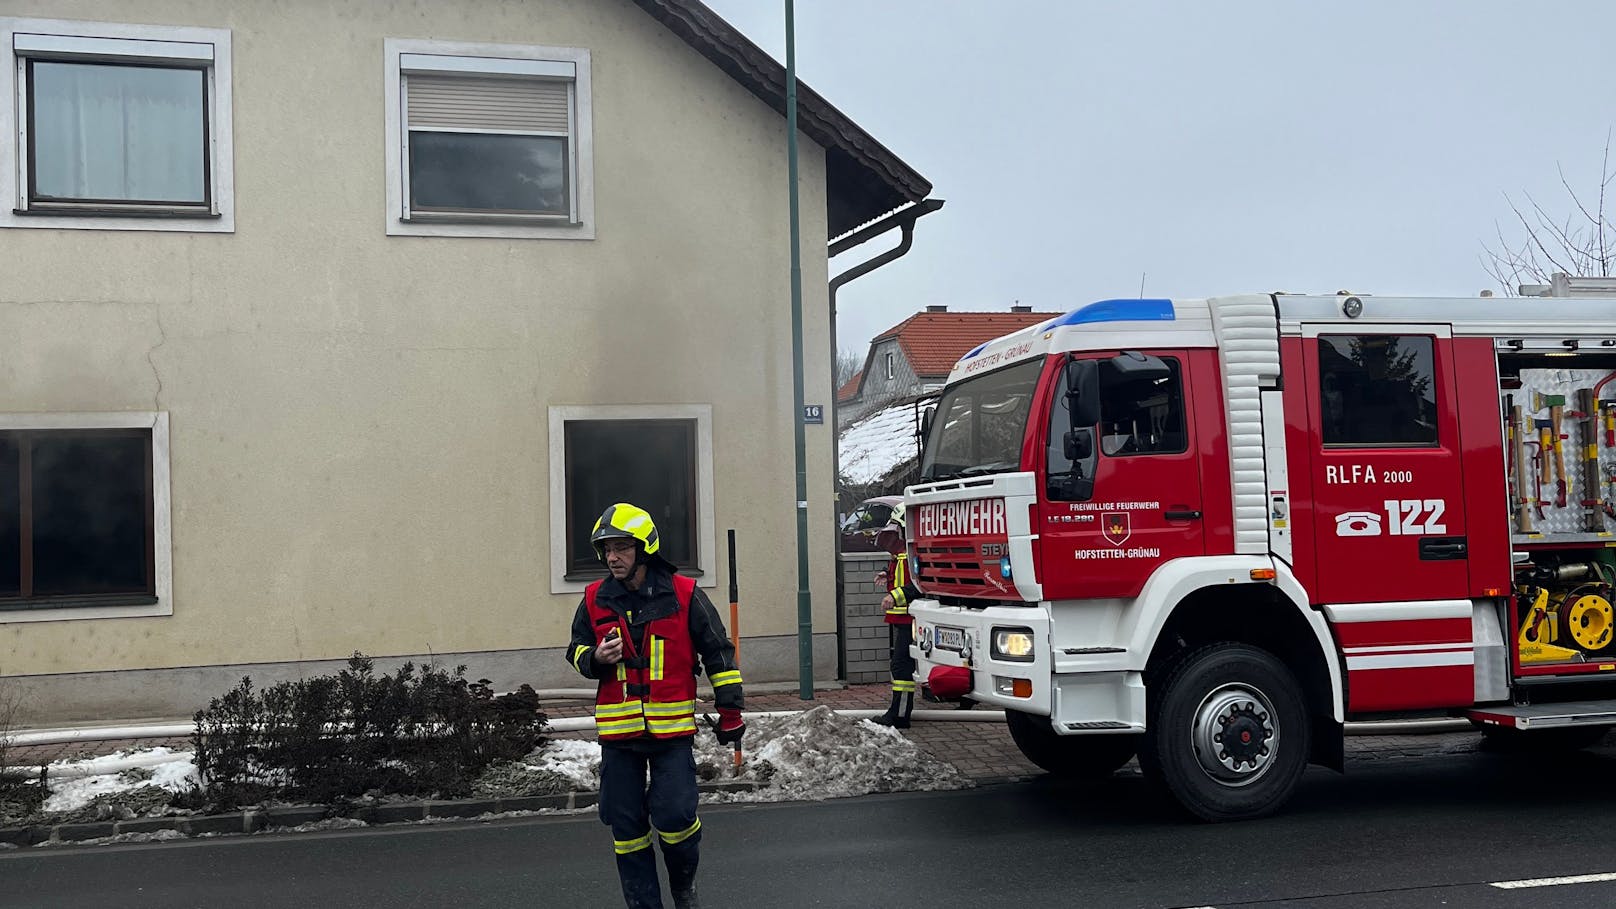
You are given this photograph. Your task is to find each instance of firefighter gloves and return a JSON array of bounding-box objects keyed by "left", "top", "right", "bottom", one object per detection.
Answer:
[{"left": 715, "top": 707, "right": 746, "bottom": 745}]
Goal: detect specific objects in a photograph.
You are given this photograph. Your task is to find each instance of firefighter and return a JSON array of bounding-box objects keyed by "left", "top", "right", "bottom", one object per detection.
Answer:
[
  {"left": 873, "top": 502, "right": 919, "bottom": 727},
  {"left": 567, "top": 503, "right": 745, "bottom": 909}
]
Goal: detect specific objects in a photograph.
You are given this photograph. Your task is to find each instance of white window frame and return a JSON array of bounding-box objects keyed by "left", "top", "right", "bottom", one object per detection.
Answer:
[
  {"left": 385, "top": 38, "right": 594, "bottom": 240},
  {"left": 886, "top": 351, "right": 896, "bottom": 379},
  {"left": 0, "top": 411, "right": 173, "bottom": 624},
  {"left": 0, "top": 18, "right": 234, "bottom": 232},
  {"left": 548, "top": 404, "right": 714, "bottom": 594}
]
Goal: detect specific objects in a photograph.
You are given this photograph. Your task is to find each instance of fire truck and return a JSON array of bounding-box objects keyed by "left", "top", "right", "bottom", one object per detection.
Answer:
[{"left": 904, "top": 286, "right": 1616, "bottom": 820}]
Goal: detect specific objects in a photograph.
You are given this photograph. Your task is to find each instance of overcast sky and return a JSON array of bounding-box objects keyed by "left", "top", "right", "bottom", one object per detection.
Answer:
[{"left": 702, "top": 0, "right": 1616, "bottom": 358}]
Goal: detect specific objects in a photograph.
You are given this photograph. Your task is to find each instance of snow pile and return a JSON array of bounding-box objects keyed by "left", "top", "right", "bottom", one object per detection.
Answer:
[
  {"left": 693, "top": 706, "right": 971, "bottom": 801},
  {"left": 474, "top": 738, "right": 601, "bottom": 796},
  {"left": 478, "top": 709, "right": 971, "bottom": 805},
  {"left": 527, "top": 739, "right": 601, "bottom": 789},
  {"left": 839, "top": 402, "right": 924, "bottom": 485},
  {"left": 42, "top": 748, "right": 198, "bottom": 815}
]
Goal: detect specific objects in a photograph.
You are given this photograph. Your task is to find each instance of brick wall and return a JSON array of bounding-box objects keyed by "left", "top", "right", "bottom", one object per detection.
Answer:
[{"left": 840, "top": 551, "right": 895, "bottom": 684}]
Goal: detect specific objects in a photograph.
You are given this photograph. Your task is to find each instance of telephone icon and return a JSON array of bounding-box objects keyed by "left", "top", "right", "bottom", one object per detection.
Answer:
[{"left": 1335, "top": 511, "right": 1383, "bottom": 537}]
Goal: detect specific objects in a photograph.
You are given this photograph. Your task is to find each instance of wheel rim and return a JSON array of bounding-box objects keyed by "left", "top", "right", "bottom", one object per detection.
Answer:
[{"left": 1191, "top": 682, "right": 1280, "bottom": 787}]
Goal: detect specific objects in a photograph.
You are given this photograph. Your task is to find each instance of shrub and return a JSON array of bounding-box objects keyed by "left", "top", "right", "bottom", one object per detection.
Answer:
[
  {"left": 191, "top": 653, "right": 546, "bottom": 809},
  {"left": 0, "top": 674, "right": 46, "bottom": 825}
]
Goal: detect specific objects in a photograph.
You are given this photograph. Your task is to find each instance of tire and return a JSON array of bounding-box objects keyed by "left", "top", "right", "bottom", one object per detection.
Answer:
[
  {"left": 1479, "top": 723, "right": 1611, "bottom": 753},
  {"left": 1141, "top": 642, "right": 1310, "bottom": 822},
  {"left": 1005, "top": 710, "right": 1139, "bottom": 780}
]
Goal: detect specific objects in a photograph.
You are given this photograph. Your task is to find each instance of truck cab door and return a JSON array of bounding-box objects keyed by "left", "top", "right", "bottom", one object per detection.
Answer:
[
  {"left": 1039, "top": 350, "right": 1206, "bottom": 600},
  {"left": 1302, "top": 328, "right": 1471, "bottom": 604}
]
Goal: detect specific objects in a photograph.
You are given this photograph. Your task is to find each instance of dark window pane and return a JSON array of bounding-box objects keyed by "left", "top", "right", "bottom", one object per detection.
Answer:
[
  {"left": 0, "top": 438, "right": 17, "bottom": 596},
  {"left": 409, "top": 132, "right": 568, "bottom": 215},
  {"left": 1098, "top": 357, "right": 1186, "bottom": 456},
  {"left": 1319, "top": 336, "right": 1438, "bottom": 446},
  {"left": 31, "top": 433, "right": 150, "bottom": 596},
  {"left": 921, "top": 358, "right": 1042, "bottom": 481},
  {"left": 30, "top": 61, "right": 207, "bottom": 204},
  {"left": 566, "top": 421, "right": 696, "bottom": 573}
]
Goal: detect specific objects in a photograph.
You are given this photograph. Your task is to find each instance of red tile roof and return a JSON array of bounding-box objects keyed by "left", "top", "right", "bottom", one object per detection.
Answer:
[
  {"left": 873, "top": 310, "right": 1059, "bottom": 378},
  {"left": 837, "top": 370, "right": 863, "bottom": 402}
]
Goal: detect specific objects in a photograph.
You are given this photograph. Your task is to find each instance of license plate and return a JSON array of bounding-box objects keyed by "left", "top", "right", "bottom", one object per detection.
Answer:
[{"left": 935, "top": 625, "right": 966, "bottom": 651}]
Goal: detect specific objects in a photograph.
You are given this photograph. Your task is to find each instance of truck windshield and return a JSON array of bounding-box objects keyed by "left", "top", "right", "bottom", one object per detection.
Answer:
[{"left": 920, "top": 358, "right": 1043, "bottom": 482}]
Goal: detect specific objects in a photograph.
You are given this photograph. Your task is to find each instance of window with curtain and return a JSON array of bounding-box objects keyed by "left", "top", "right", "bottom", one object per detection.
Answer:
[{"left": 26, "top": 60, "right": 209, "bottom": 207}]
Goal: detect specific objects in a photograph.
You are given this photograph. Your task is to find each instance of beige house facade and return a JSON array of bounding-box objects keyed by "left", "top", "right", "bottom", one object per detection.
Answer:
[{"left": 0, "top": 0, "right": 931, "bottom": 722}]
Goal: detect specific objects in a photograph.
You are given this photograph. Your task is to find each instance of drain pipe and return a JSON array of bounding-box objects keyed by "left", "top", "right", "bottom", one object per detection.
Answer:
[{"left": 828, "top": 198, "right": 945, "bottom": 680}]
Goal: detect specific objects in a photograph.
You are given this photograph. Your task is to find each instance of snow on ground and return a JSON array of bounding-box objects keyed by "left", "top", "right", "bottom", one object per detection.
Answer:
[
  {"left": 26, "top": 708, "right": 970, "bottom": 829},
  {"left": 692, "top": 706, "right": 971, "bottom": 801},
  {"left": 493, "top": 708, "right": 970, "bottom": 804},
  {"left": 839, "top": 401, "right": 925, "bottom": 485},
  {"left": 41, "top": 748, "right": 198, "bottom": 814},
  {"left": 521, "top": 738, "right": 600, "bottom": 790}
]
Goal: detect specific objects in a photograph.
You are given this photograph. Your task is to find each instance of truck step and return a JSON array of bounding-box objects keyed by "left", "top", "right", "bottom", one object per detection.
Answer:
[{"left": 1466, "top": 700, "right": 1616, "bottom": 731}]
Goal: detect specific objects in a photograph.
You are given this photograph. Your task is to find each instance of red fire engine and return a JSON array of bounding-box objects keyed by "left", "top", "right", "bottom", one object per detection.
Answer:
[{"left": 905, "top": 288, "right": 1616, "bottom": 820}]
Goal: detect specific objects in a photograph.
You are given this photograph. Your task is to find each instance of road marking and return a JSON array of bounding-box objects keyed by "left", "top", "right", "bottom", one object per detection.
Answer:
[{"left": 1490, "top": 871, "right": 1616, "bottom": 889}]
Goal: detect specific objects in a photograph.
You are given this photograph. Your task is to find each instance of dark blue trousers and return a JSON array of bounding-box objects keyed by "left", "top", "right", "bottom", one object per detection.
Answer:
[{"left": 599, "top": 739, "right": 701, "bottom": 909}]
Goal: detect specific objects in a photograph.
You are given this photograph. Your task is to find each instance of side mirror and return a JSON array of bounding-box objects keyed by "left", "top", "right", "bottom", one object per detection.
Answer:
[
  {"left": 1109, "top": 351, "right": 1170, "bottom": 383},
  {"left": 920, "top": 405, "right": 935, "bottom": 440},
  {"left": 1065, "top": 360, "right": 1100, "bottom": 427},
  {"left": 1063, "top": 428, "right": 1093, "bottom": 462}
]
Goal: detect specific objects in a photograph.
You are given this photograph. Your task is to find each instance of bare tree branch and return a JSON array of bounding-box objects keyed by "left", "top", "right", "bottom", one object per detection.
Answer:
[{"left": 1482, "top": 133, "right": 1616, "bottom": 290}]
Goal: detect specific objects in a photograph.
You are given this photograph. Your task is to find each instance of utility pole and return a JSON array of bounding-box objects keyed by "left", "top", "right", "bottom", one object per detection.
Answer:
[{"left": 785, "top": 0, "right": 813, "bottom": 699}]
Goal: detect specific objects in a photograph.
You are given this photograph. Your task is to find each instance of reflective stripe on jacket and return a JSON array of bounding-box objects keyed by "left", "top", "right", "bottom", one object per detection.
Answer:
[
  {"left": 585, "top": 573, "right": 700, "bottom": 741},
  {"left": 885, "top": 552, "right": 916, "bottom": 626}
]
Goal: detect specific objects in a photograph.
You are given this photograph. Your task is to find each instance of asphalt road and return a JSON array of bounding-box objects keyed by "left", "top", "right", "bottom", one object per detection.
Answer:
[{"left": 7, "top": 746, "right": 1616, "bottom": 908}]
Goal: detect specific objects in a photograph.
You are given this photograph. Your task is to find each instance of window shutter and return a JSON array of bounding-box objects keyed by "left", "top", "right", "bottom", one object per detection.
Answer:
[{"left": 406, "top": 74, "right": 569, "bottom": 133}]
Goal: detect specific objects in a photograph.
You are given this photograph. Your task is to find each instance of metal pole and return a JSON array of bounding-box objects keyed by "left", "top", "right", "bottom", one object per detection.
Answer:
[
  {"left": 785, "top": 0, "right": 812, "bottom": 700},
  {"left": 727, "top": 528, "right": 740, "bottom": 664}
]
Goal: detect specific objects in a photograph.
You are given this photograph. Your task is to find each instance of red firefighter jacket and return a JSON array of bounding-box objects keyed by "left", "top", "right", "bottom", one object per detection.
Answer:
[
  {"left": 567, "top": 566, "right": 743, "bottom": 742},
  {"left": 884, "top": 552, "right": 919, "bottom": 626}
]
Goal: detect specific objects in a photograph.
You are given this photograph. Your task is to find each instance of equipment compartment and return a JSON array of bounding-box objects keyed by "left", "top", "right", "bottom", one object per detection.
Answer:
[{"left": 1501, "top": 356, "right": 1616, "bottom": 671}]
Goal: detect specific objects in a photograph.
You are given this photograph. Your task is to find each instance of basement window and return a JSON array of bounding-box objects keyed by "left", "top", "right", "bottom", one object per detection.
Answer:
[
  {"left": 0, "top": 414, "right": 172, "bottom": 622},
  {"left": 547, "top": 405, "right": 715, "bottom": 593}
]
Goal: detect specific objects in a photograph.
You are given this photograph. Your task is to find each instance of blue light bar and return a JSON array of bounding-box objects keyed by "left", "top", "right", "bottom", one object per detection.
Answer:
[{"left": 1046, "top": 299, "right": 1175, "bottom": 328}]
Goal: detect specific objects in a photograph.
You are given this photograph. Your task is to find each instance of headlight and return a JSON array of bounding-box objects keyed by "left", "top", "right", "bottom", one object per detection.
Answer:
[{"left": 991, "top": 626, "right": 1035, "bottom": 662}]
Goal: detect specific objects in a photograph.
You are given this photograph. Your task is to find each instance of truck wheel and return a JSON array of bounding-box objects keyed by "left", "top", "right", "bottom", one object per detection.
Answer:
[
  {"left": 1142, "top": 643, "right": 1310, "bottom": 822},
  {"left": 1479, "top": 723, "right": 1611, "bottom": 752},
  {"left": 1005, "top": 710, "right": 1139, "bottom": 779}
]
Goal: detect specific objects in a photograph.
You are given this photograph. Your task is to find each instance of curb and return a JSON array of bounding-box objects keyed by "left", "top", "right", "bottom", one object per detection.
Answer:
[{"left": 0, "top": 780, "right": 762, "bottom": 846}]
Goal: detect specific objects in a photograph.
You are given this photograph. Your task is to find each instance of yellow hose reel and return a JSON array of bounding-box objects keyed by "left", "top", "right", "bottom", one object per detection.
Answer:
[{"left": 1561, "top": 593, "right": 1615, "bottom": 654}]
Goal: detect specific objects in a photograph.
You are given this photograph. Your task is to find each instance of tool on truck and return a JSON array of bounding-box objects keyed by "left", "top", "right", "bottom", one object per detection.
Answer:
[{"left": 900, "top": 286, "right": 1616, "bottom": 821}]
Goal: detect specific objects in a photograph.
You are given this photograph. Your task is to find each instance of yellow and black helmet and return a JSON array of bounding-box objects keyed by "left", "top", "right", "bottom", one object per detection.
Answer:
[{"left": 591, "top": 503, "right": 660, "bottom": 563}]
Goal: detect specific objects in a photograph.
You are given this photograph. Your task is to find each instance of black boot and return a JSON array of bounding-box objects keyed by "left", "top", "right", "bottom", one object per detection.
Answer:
[
  {"left": 871, "top": 691, "right": 912, "bottom": 729},
  {"left": 672, "top": 885, "right": 700, "bottom": 909}
]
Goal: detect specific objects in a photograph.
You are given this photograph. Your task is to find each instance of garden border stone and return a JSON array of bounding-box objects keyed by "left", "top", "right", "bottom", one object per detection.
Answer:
[{"left": 0, "top": 778, "right": 765, "bottom": 847}]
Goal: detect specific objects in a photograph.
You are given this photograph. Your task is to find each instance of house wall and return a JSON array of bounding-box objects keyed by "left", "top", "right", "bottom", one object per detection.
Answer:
[
  {"left": 841, "top": 338, "right": 921, "bottom": 428},
  {"left": 0, "top": 0, "right": 842, "bottom": 721}
]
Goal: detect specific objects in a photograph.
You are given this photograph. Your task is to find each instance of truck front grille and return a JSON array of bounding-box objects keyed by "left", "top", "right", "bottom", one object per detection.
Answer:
[{"left": 916, "top": 544, "right": 988, "bottom": 593}]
